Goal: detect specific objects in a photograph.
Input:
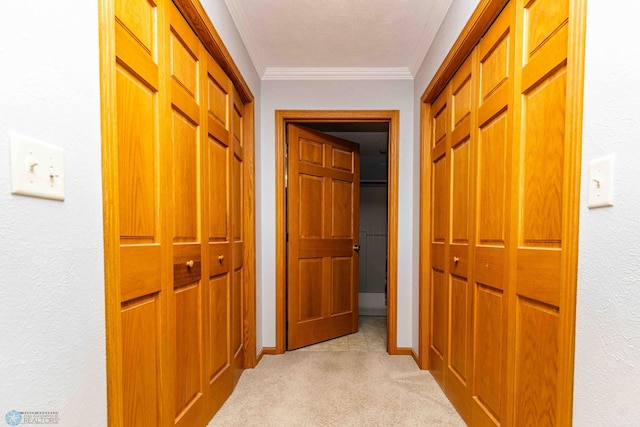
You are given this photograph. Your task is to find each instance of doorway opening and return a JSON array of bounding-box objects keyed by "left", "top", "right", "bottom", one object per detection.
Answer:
[
  {"left": 304, "top": 122, "right": 389, "bottom": 314},
  {"left": 275, "top": 110, "right": 401, "bottom": 354}
]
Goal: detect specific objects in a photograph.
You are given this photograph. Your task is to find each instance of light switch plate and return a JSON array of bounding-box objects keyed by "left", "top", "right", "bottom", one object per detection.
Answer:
[
  {"left": 588, "top": 155, "right": 613, "bottom": 208},
  {"left": 10, "top": 132, "right": 65, "bottom": 201}
]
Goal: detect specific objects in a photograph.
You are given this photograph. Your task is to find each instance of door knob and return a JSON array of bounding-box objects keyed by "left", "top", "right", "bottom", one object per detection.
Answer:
[
  {"left": 353, "top": 244, "right": 361, "bottom": 253},
  {"left": 218, "top": 255, "right": 224, "bottom": 263},
  {"left": 453, "top": 256, "right": 459, "bottom": 264},
  {"left": 186, "top": 260, "right": 194, "bottom": 269}
]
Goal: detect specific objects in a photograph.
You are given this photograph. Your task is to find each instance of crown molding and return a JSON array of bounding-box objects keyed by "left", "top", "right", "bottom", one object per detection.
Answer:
[
  {"left": 409, "top": 0, "right": 455, "bottom": 75},
  {"left": 262, "top": 67, "right": 413, "bottom": 81},
  {"left": 223, "top": 0, "right": 266, "bottom": 77}
]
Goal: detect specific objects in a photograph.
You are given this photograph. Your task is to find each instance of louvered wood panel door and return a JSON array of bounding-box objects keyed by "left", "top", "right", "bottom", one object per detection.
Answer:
[
  {"left": 471, "top": 3, "right": 514, "bottom": 426},
  {"left": 287, "top": 124, "right": 360, "bottom": 350},
  {"left": 168, "top": 4, "right": 205, "bottom": 426},
  {"left": 230, "top": 88, "right": 245, "bottom": 380},
  {"left": 203, "top": 53, "right": 234, "bottom": 419},
  {"left": 446, "top": 54, "right": 476, "bottom": 422},
  {"left": 510, "top": 0, "right": 572, "bottom": 424},
  {"left": 429, "top": 88, "right": 450, "bottom": 387},
  {"left": 113, "top": 0, "right": 169, "bottom": 424}
]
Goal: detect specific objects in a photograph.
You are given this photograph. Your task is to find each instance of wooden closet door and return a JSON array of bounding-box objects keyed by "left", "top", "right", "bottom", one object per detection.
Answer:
[
  {"left": 230, "top": 88, "right": 245, "bottom": 381},
  {"left": 167, "top": 4, "right": 205, "bottom": 426},
  {"left": 113, "top": 0, "right": 169, "bottom": 425},
  {"left": 446, "top": 53, "right": 476, "bottom": 421},
  {"left": 203, "top": 54, "right": 234, "bottom": 418},
  {"left": 511, "top": 0, "right": 571, "bottom": 424},
  {"left": 429, "top": 88, "right": 450, "bottom": 387},
  {"left": 471, "top": 3, "right": 514, "bottom": 426}
]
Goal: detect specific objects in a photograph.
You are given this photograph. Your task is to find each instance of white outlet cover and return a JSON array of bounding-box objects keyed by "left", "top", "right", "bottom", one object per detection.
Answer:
[
  {"left": 10, "top": 132, "right": 65, "bottom": 201},
  {"left": 588, "top": 154, "right": 614, "bottom": 209}
]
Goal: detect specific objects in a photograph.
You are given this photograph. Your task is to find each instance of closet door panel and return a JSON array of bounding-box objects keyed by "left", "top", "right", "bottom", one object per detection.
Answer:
[
  {"left": 168, "top": 4, "right": 204, "bottom": 426},
  {"left": 429, "top": 88, "right": 449, "bottom": 387},
  {"left": 230, "top": 90, "right": 245, "bottom": 382},
  {"left": 203, "top": 55, "right": 234, "bottom": 419},
  {"left": 471, "top": 2, "right": 514, "bottom": 426},
  {"left": 472, "top": 285, "right": 503, "bottom": 427},
  {"left": 121, "top": 295, "right": 161, "bottom": 426},
  {"left": 114, "top": 0, "right": 166, "bottom": 425},
  {"left": 513, "top": 0, "right": 568, "bottom": 424},
  {"left": 446, "top": 55, "right": 475, "bottom": 421}
]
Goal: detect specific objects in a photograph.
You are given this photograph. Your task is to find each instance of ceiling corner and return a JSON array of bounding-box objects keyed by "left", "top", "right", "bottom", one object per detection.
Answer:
[
  {"left": 408, "top": 0, "right": 455, "bottom": 75},
  {"left": 223, "top": 0, "right": 267, "bottom": 77}
]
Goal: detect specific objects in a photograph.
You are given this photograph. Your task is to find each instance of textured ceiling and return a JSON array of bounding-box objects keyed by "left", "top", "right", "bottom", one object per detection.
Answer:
[{"left": 223, "top": 0, "right": 454, "bottom": 79}]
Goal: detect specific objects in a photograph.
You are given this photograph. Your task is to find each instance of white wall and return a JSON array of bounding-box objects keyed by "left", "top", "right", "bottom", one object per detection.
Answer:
[
  {"left": 0, "top": 1, "right": 106, "bottom": 425},
  {"left": 260, "top": 79, "right": 415, "bottom": 348},
  {"left": 412, "top": 0, "right": 480, "bottom": 354},
  {"left": 574, "top": 0, "right": 640, "bottom": 424},
  {"left": 201, "top": 0, "right": 263, "bottom": 351}
]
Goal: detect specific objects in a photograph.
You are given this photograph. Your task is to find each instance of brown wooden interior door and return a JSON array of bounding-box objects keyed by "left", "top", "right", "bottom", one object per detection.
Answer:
[
  {"left": 429, "top": 88, "right": 450, "bottom": 387},
  {"left": 446, "top": 53, "right": 475, "bottom": 421},
  {"left": 511, "top": 0, "right": 572, "bottom": 424},
  {"left": 168, "top": 4, "right": 205, "bottom": 426},
  {"left": 471, "top": 2, "right": 514, "bottom": 425},
  {"left": 204, "top": 52, "right": 234, "bottom": 418},
  {"left": 114, "top": 0, "right": 168, "bottom": 424},
  {"left": 287, "top": 124, "right": 360, "bottom": 350}
]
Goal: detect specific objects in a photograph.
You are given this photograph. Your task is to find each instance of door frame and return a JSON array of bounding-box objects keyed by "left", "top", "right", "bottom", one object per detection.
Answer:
[{"left": 274, "top": 110, "right": 401, "bottom": 354}]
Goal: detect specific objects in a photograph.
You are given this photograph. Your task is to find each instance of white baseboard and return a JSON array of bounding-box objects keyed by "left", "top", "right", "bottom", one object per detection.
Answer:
[{"left": 359, "top": 293, "right": 386, "bottom": 316}]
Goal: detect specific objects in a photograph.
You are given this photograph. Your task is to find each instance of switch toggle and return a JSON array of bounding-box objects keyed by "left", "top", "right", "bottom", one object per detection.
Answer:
[
  {"left": 10, "top": 132, "right": 65, "bottom": 201},
  {"left": 588, "top": 155, "right": 614, "bottom": 208}
]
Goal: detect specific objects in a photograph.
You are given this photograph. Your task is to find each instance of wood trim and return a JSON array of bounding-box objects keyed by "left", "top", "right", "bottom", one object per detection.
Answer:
[
  {"left": 395, "top": 347, "right": 414, "bottom": 356},
  {"left": 242, "top": 100, "right": 257, "bottom": 368},
  {"left": 99, "top": 0, "right": 122, "bottom": 425},
  {"left": 275, "top": 110, "right": 400, "bottom": 354},
  {"left": 507, "top": 4, "right": 524, "bottom": 422},
  {"left": 421, "top": 0, "right": 509, "bottom": 104},
  {"left": 275, "top": 112, "right": 287, "bottom": 353},
  {"left": 173, "top": 0, "right": 253, "bottom": 103},
  {"left": 418, "top": 101, "right": 431, "bottom": 370},
  {"left": 261, "top": 347, "right": 279, "bottom": 356},
  {"left": 386, "top": 111, "right": 399, "bottom": 355},
  {"left": 411, "top": 349, "right": 422, "bottom": 367},
  {"left": 557, "top": 0, "right": 587, "bottom": 424},
  {"left": 256, "top": 349, "right": 264, "bottom": 364}
]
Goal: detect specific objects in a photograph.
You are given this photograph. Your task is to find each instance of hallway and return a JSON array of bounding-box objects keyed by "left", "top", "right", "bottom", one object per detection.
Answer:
[{"left": 207, "top": 317, "right": 464, "bottom": 426}]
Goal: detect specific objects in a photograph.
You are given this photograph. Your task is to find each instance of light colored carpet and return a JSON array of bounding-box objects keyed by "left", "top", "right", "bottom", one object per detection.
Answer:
[
  {"left": 297, "top": 316, "right": 387, "bottom": 352},
  {"left": 207, "top": 350, "right": 466, "bottom": 426}
]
